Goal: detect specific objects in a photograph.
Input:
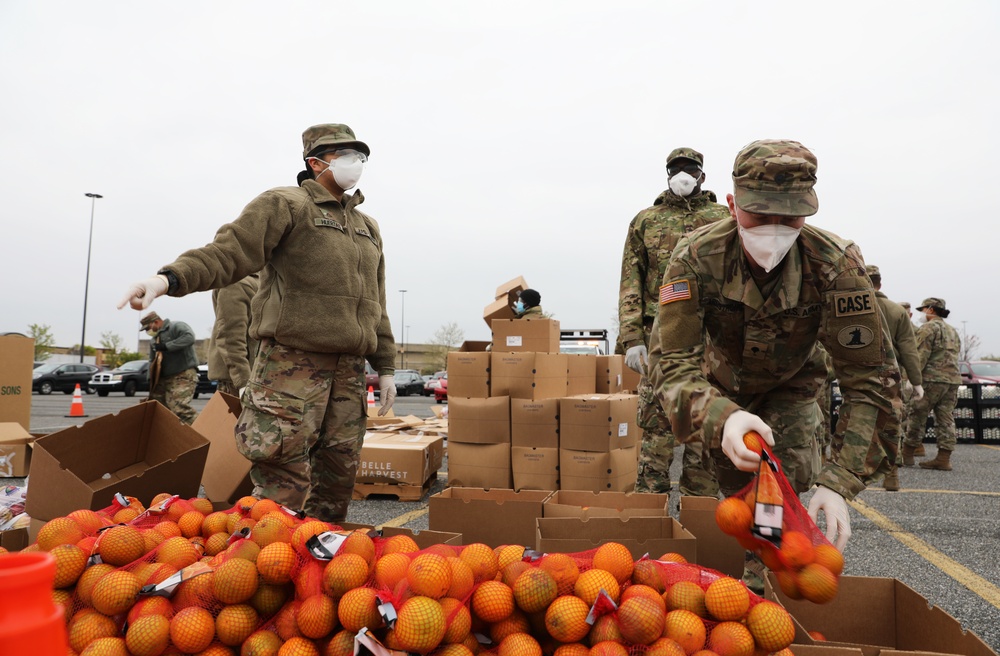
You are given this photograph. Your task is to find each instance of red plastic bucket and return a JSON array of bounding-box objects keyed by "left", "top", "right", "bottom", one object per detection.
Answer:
[{"left": 0, "top": 552, "right": 69, "bottom": 655}]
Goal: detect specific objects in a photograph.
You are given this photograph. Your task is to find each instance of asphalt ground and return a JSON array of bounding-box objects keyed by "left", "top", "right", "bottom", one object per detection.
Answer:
[{"left": 9, "top": 393, "right": 1000, "bottom": 651}]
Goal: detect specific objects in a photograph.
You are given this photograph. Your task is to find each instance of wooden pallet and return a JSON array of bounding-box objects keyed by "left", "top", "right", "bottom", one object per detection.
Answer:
[{"left": 352, "top": 478, "right": 431, "bottom": 502}]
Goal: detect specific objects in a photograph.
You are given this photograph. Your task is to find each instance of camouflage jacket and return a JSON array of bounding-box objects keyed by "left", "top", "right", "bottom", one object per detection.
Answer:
[
  {"left": 618, "top": 189, "right": 729, "bottom": 349},
  {"left": 915, "top": 317, "right": 962, "bottom": 384},
  {"left": 208, "top": 273, "right": 260, "bottom": 389},
  {"left": 649, "top": 219, "right": 900, "bottom": 499},
  {"left": 161, "top": 180, "right": 396, "bottom": 375},
  {"left": 876, "top": 291, "right": 922, "bottom": 386},
  {"left": 150, "top": 318, "right": 199, "bottom": 377},
  {"left": 518, "top": 305, "right": 545, "bottom": 319}
]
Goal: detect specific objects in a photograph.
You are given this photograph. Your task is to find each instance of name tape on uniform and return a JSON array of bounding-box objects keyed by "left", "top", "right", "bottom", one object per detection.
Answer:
[{"left": 833, "top": 290, "right": 875, "bottom": 317}]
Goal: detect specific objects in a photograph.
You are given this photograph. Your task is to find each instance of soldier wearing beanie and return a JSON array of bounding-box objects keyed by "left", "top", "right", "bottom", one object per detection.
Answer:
[
  {"left": 619, "top": 147, "right": 727, "bottom": 499},
  {"left": 514, "top": 288, "right": 544, "bottom": 319},
  {"left": 903, "top": 298, "right": 962, "bottom": 470},
  {"left": 647, "top": 139, "right": 901, "bottom": 577},
  {"left": 120, "top": 123, "right": 397, "bottom": 523},
  {"left": 865, "top": 264, "right": 923, "bottom": 490}
]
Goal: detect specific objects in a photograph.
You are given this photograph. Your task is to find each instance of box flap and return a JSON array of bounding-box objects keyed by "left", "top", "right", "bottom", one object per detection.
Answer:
[{"left": 0, "top": 422, "right": 32, "bottom": 445}]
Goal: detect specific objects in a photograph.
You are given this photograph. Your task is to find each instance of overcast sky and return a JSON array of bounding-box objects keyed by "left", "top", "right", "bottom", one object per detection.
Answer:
[{"left": 2, "top": 2, "right": 998, "bottom": 359}]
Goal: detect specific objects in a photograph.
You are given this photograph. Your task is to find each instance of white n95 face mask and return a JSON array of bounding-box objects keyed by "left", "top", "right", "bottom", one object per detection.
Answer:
[
  {"left": 739, "top": 224, "right": 801, "bottom": 273},
  {"left": 668, "top": 171, "right": 698, "bottom": 197},
  {"left": 331, "top": 157, "right": 364, "bottom": 190}
]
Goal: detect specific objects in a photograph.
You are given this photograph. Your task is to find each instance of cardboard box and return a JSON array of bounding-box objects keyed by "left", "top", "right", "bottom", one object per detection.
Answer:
[
  {"left": 510, "top": 398, "right": 559, "bottom": 448},
  {"left": 491, "top": 353, "right": 568, "bottom": 401},
  {"left": 559, "top": 394, "right": 639, "bottom": 452},
  {"left": 492, "top": 319, "right": 561, "bottom": 354},
  {"left": 0, "top": 422, "right": 34, "bottom": 477},
  {"left": 447, "top": 342, "right": 491, "bottom": 398},
  {"left": 678, "top": 496, "right": 746, "bottom": 578},
  {"left": 495, "top": 276, "right": 529, "bottom": 300},
  {"left": 340, "top": 524, "right": 462, "bottom": 548},
  {"left": 191, "top": 392, "right": 253, "bottom": 507},
  {"left": 448, "top": 396, "right": 510, "bottom": 444},
  {"left": 566, "top": 354, "right": 598, "bottom": 396},
  {"left": 559, "top": 446, "right": 638, "bottom": 492},
  {"left": 596, "top": 355, "right": 624, "bottom": 394},
  {"left": 766, "top": 574, "right": 998, "bottom": 656},
  {"left": 622, "top": 362, "right": 641, "bottom": 393},
  {"left": 428, "top": 487, "right": 552, "bottom": 548},
  {"left": 446, "top": 441, "right": 512, "bottom": 489},
  {"left": 543, "top": 490, "right": 669, "bottom": 519},
  {"left": 356, "top": 431, "right": 444, "bottom": 486},
  {"left": 25, "top": 402, "right": 211, "bottom": 521},
  {"left": 0, "top": 527, "right": 29, "bottom": 551},
  {"left": 536, "top": 516, "right": 697, "bottom": 561},
  {"left": 0, "top": 335, "right": 34, "bottom": 430},
  {"left": 511, "top": 446, "right": 559, "bottom": 492}
]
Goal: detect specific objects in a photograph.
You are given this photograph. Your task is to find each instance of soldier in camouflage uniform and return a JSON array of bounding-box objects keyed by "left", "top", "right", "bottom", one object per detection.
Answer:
[
  {"left": 140, "top": 311, "right": 199, "bottom": 425},
  {"left": 619, "top": 147, "right": 728, "bottom": 496},
  {"left": 514, "top": 289, "right": 545, "bottom": 319},
  {"left": 903, "top": 297, "right": 961, "bottom": 471},
  {"left": 649, "top": 140, "right": 901, "bottom": 570},
  {"left": 121, "top": 124, "right": 397, "bottom": 523},
  {"left": 867, "top": 265, "right": 924, "bottom": 490},
  {"left": 208, "top": 273, "right": 261, "bottom": 396}
]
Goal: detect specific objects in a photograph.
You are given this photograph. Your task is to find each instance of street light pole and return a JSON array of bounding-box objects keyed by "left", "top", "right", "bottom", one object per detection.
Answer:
[
  {"left": 81, "top": 193, "right": 103, "bottom": 363},
  {"left": 399, "top": 289, "right": 407, "bottom": 369}
]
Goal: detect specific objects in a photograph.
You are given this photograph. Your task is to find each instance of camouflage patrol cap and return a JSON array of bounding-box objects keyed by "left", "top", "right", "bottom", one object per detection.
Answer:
[
  {"left": 732, "top": 139, "right": 818, "bottom": 217},
  {"left": 666, "top": 147, "right": 704, "bottom": 168},
  {"left": 899, "top": 301, "right": 911, "bottom": 310},
  {"left": 917, "top": 297, "right": 947, "bottom": 311},
  {"left": 865, "top": 264, "right": 880, "bottom": 278},
  {"left": 301, "top": 124, "right": 370, "bottom": 159},
  {"left": 139, "top": 311, "right": 161, "bottom": 330}
]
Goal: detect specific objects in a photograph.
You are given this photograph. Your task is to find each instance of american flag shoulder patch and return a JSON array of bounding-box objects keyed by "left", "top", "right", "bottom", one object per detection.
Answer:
[{"left": 659, "top": 279, "right": 692, "bottom": 305}]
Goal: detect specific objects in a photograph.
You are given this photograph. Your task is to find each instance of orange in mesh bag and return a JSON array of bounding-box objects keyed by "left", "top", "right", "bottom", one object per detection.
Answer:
[{"left": 716, "top": 431, "right": 844, "bottom": 605}]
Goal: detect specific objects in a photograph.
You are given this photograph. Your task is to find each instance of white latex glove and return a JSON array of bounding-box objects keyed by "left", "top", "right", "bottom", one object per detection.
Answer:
[
  {"left": 117, "top": 274, "right": 169, "bottom": 310},
  {"left": 378, "top": 374, "right": 396, "bottom": 417},
  {"left": 912, "top": 384, "right": 925, "bottom": 401},
  {"left": 721, "top": 410, "right": 775, "bottom": 472},
  {"left": 238, "top": 387, "right": 246, "bottom": 399},
  {"left": 901, "top": 379, "right": 913, "bottom": 395},
  {"left": 807, "top": 486, "right": 852, "bottom": 552},
  {"left": 624, "top": 344, "right": 648, "bottom": 373}
]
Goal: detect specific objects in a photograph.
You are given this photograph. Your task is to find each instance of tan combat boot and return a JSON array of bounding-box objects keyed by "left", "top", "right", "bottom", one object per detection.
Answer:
[
  {"left": 883, "top": 466, "right": 900, "bottom": 491},
  {"left": 913, "top": 443, "right": 926, "bottom": 457},
  {"left": 902, "top": 444, "right": 916, "bottom": 467},
  {"left": 919, "top": 449, "right": 952, "bottom": 470}
]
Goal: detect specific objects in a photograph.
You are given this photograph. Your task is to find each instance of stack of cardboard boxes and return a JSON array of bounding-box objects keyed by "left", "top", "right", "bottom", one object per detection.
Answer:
[{"left": 445, "top": 277, "right": 639, "bottom": 493}]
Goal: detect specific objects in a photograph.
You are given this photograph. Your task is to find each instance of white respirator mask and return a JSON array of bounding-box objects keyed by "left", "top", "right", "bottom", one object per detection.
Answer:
[
  {"left": 668, "top": 171, "right": 698, "bottom": 197},
  {"left": 313, "top": 149, "right": 366, "bottom": 190},
  {"left": 739, "top": 223, "right": 801, "bottom": 273}
]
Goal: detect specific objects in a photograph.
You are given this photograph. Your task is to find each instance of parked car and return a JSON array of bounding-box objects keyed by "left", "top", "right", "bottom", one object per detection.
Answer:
[
  {"left": 394, "top": 370, "right": 425, "bottom": 396},
  {"left": 90, "top": 359, "right": 150, "bottom": 397},
  {"left": 194, "top": 364, "right": 218, "bottom": 399},
  {"left": 364, "top": 361, "right": 381, "bottom": 396},
  {"left": 960, "top": 360, "right": 1000, "bottom": 384},
  {"left": 32, "top": 362, "right": 99, "bottom": 395},
  {"left": 435, "top": 374, "right": 448, "bottom": 404},
  {"left": 423, "top": 370, "right": 447, "bottom": 396}
]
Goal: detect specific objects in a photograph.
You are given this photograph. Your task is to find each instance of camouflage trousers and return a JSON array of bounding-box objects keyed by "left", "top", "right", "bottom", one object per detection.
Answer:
[
  {"left": 216, "top": 379, "right": 239, "bottom": 396},
  {"left": 149, "top": 368, "right": 198, "bottom": 425},
  {"left": 235, "top": 338, "right": 366, "bottom": 523},
  {"left": 635, "top": 374, "right": 718, "bottom": 496},
  {"left": 904, "top": 382, "right": 959, "bottom": 452}
]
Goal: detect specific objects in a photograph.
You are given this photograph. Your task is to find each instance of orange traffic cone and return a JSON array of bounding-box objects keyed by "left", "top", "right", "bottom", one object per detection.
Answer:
[
  {"left": 0, "top": 552, "right": 69, "bottom": 656},
  {"left": 65, "top": 384, "right": 88, "bottom": 418},
  {"left": 367, "top": 385, "right": 376, "bottom": 408}
]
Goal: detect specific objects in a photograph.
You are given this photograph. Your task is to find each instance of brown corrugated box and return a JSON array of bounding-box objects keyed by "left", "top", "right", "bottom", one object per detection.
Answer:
[
  {"left": 448, "top": 396, "right": 510, "bottom": 444},
  {"left": 491, "top": 352, "right": 568, "bottom": 401},
  {"left": 566, "top": 353, "right": 598, "bottom": 396},
  {"left": 446, "top": 442, "right": 511, "bottom": 489},
  {"left": 0, "top": 422, "right": 34, "bottom": 477},
  {"left": 429, "top": 487, "right": 553, "bottom": 548},
  {"left": 559, "top": 393, "right": 638, "bottom": 452},
  {"left": 0, "top": 335, "right": 34, "bottom": 430},
  {"left": 558, "top": 446, "right": 638, "bottom": 492},
  {"left": 543, "top": 490, "right": 669, "bottom": 519},
  {"left": 447, "top": 341, "right": 491, "bottom": 399},
  {"left": 510, "top": 446, "right": 559, "bottom": 492},
  {"left": 191, "top": 392, "right": 253, "bottom": 509},
  {"left": 678, "top": 495, "right": 746, "bottom": 578},
  {"left": 492, "top": 319, "right": 561, "bottom": 354},
  {"left": 596, "top": 355, "right": 625, "bottom": 393},
  {"left": 356, "top": 432, "right": 444, "bottom": 486},
  {"left": 536, "top": 516, "right": 696, "bottom": 561},
  {"left": 510, "top": 398, "right": 559, "bottom": 449},
  {"left": 483, "top": 276, "right": 528, "bottom": 328}
]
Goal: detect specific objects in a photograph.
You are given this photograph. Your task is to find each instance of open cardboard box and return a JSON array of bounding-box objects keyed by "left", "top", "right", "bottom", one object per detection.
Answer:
[
  {"left": 678, "top": 495, "right": 746, "bottom": 578},
  {"left": 191, "top": 392, "right": 253, "bottom": 509},
  {"left": 0, "top": 422, "right": 34, "bottom": 477},
  {"left": 543, "top": 490, "right": 669, "bottom": 519},
  {"left": 766, "top": 574, "right": 998, "bottom": 656},
  {"left": 339, "top": 523, "right": 462, "bottom": 548},
  {"left": 536, "top": 515, "right": 696, "bottom": 562},
  {"left": 25, "top": 401, "right": 210, "bottom": 521},
  {"left": 428, "top": 487, "right": 553, "bottom": 548}
]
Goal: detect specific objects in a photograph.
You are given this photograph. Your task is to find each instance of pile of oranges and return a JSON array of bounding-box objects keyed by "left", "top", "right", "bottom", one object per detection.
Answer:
[
  {"left": 22, "top": 493, "right": 802, "bottom": 656},
  {"left": 714, "top": 435, "right": 844, "bottom": 605}
]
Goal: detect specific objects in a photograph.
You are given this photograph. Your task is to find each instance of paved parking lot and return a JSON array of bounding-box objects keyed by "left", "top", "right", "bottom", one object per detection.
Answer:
[{"left": 10, "top": 393, "right": 1000, "bottom": 650}]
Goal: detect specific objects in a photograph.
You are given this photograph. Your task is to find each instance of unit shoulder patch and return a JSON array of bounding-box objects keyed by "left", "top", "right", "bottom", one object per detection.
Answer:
[{"left": 837, "top": 324, "right": 875, "bottom": 349}]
